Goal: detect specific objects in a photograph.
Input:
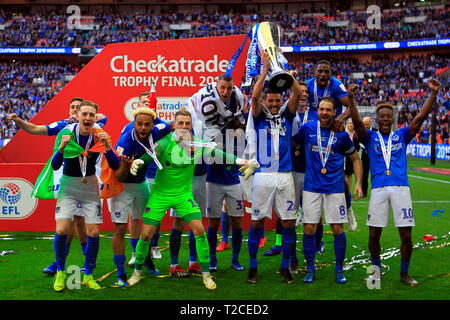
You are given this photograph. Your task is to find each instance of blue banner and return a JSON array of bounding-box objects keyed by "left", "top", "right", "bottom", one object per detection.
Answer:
[
  {"left": 0, "top": 38, "right": 448, "bottom": 55},
  {"left": 281, "top": 38, "right": 450, "bottom": 53},
  {"left": 406, "top": 142, "right": 450, "bottom": 161},
  {"left": 0, "top": 47, "right": 103, "bottom": 54}
]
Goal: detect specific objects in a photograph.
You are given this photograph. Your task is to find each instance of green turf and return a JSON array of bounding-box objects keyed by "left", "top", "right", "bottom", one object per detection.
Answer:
[{"left": 0, "top": 157, "right": 448, "bottom": 300}]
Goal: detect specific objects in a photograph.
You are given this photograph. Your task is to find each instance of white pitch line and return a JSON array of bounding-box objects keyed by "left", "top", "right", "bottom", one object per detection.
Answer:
[
  {"left": 354, "top": 200, "right": 450, "bottom": 204},
  {"left": 408, "top": 174, "right": 450, "bottom": 184}
]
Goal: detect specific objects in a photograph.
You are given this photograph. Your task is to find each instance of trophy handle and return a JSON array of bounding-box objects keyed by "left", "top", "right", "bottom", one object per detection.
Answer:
[{"left": 257, "top": 22, "right": 293, "bottom": 93}]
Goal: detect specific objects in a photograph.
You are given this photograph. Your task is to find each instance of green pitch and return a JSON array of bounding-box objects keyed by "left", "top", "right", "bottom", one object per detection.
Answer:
[{"left": 0, "top": 157, "right": 449, "bottom": 300}]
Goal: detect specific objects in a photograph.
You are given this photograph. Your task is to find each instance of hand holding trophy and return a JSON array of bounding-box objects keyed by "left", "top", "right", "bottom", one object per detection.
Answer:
[{"left": 255, "top": 21, "right": 293, "bottom": 93}]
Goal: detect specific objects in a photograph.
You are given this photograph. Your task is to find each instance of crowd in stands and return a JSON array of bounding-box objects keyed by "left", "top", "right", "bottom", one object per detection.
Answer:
[
  {"left": 0, "top": 5, "right": 447, "bottom": 47},
  {"left": 0, "top": 61, "right": 77, "bottom": 140},
  {"left": 1, "top": 53, "right": 448, "bottom": 143}
]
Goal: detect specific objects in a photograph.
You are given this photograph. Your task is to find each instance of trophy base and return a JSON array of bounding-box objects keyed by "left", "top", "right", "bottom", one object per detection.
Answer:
[{"left": 268, "top": 70, "right": 294, "bottom": 93}]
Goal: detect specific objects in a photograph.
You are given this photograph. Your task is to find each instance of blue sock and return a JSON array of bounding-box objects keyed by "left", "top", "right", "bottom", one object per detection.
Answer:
[
  {"left": 221, "top": 212, "right": 230, "bottom": 243},
  {"left": 276, "top": 218, "right": 282, "bottom": 234},
  {"left": 334, "top": 233, "right": 347, "bottom": 272},
  {"left": 80, "top": 242, "right": 87, "bottom": 256},
  {"left": 65, "top": 241, "right": 71, "bottom": 258},
  {"left": 151, "top": 232, "right": 160, "bottom": 247},
  {"left": 207, "top": 227, "right": 218, "bottom": 263},
  {"left": 315, "top": 224, "right": 324, "bottom": 249},
  {"left": 290, "top": 233, "right": 299, "bottom": 263},
  {"left": 346, "top": 192, "right": 352, "bottom": 210},
  {"left": 130, "top": 238, "right": 139, "bottom": 253},
  {"left": 281, "top": 227, "right": 295, "bottom": 269},
  {"left": 84, "top": 235, "right": 100, "bottom": 275},
  {"left": 113, "top": 254, "right": 126, "bottom": 277},
  {"left": 169, "top": 228, "right": 182, "bottom": 265},
  {"left": 302, "top": 234, "right": 316, "bottom": 271},
  {"left": 189, "top": 230, "right": 197, "bottom": 262},
  {"left": 54, "top": 233, "right": 67, "bottom": 271},
  {"left": 231, "top": 228, "right": 243, "bottom": 262},
  {"left": 371, "top": 256, "right": 382, "bottom": 272},
  {"left": 261, "top": 227, "right": 265, "bottom": 239},
  {"left": 248, "top": 225, "right": 261, "bottom": 269},
  {"left": 400, "top": 258, "right": 410, "bottom": 274}
]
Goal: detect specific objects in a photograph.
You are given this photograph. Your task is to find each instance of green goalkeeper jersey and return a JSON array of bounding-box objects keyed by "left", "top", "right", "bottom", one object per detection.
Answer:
[{"left": 150, "top": 132, "right": 237, "bottom": 196}]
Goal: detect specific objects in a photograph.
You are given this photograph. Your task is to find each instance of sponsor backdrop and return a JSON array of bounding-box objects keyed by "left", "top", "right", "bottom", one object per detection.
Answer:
[
  {"left": 406, "top": 142, "right": 450, "bottom": 161},
  {"left": 0, "top": 35, "right": 272, "bottom": 231}
]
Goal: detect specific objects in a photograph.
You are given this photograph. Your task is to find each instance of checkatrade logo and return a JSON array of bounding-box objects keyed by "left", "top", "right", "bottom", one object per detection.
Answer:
[{"left": 0, "top": 179, "right": 38, "bottom": 219}]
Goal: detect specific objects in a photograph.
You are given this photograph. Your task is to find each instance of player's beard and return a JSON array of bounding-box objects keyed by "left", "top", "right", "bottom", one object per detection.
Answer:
[
  {"left": 136, "top": 130, "right": 150, "bottom": 141},
  {"left": 317, "top": 76, "right": 329, "bottom": 87},
  {"left": 319, "top": 115, "right": 333, "bottom": 128}
]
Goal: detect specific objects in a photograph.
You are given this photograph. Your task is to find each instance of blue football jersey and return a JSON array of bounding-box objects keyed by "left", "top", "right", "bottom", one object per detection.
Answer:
[
  {"left": 118, "top": 118, "right": 171, "bottom": 180},
  {"left": 362, "top": 127, "right": 412, "bottom": 189},
  {"left": 253, "top": 106, "right": 295, "bottom": 173},
  {"left": 291, "top": 110, "right": 318, "bottom": 173},
  {"left": 206, "top": 129, "right": 240, "bottom": 185},
  {"left": 306, "top": 76, "right": 348, "bottom": 116},
  {"left": 293, "top": 121, "right": 355, "bottom": 193},
  {"left": 115, "top": 120, "right": 171, "bottom": 183}
]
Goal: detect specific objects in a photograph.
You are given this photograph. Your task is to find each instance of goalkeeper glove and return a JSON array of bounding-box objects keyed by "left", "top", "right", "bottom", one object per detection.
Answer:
[
  {"left": 238, "top": 158, "right": 260, "bottom": 180},
  {"left": 130, "top": 159, "right": 144, "bottom": 176}
]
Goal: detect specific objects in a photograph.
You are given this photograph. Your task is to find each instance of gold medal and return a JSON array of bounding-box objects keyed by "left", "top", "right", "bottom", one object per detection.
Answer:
[
  {"left": 385, "top": 170, "right": 391, "bottom": 176},
  {"left": 81, "top": 177, "right": 87, "bottom": 184},
  {"left": 274, "top": 154, "right": 279, "bottom": 160},
  {"left": 321, "top": 168, "right": 327, "bottom": 174}
]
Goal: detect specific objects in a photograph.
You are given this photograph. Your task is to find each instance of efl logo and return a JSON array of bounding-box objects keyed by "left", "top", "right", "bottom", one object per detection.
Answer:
[{"left": 0, "top": 178, "right": 38, "bottom": 219}]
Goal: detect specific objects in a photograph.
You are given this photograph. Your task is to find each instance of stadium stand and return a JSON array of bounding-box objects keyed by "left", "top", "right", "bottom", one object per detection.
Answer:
[{"left": 0, "top": 2, "right": 448, "bottom": 144}]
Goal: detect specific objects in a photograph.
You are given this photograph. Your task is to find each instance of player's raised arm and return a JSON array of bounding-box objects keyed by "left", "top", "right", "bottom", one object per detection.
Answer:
[
  {"left": 408, "top": 78, "right": 441, "bottom": 137},
  {"left": 115, "top": 155, "right": 134, "bottom": 181},
  {"left": 251, "top": 50, "right": 270, "bottom": 118},
  {"left": 287, "top": 70, "right": 301, "bottom": 115},
  {"left": 7, "top": 113, "right": 49, "bottom": 135},
  {"left": 346, "top": 84, "right": 367, "bottom": 140},
  {"left": 348, "top": 150, "right": 363, "bottom": 201}
]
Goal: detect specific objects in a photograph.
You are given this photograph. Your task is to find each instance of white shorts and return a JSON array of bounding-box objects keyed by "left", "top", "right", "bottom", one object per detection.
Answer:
[
  {"left": 302, "top": 190, "right": 347, "bottom": 224},
  {"left": 206, "top": 182, "right": 244, "bottom": 218},
  {"left": 239, "top": 174, "right": 254, "bottom": 203},
  {"left": 171, "top": 174, "right": 206, "bottom": 218},
  {"left": 251, "top": 172, "right": 297, "bottom": 221},
  {"left": 74, "top": 203, "right": 83, "bottom": 217},
  {"left": 55, "top": 175, "right": 102, "bottom": 224},
  {"left": 367, "top": 186, "right": 415, "bottom": 228},
  {"left": 107, "top": 182, "right": 150, "bottom": 224},
  {"left": 292, "top": 171, "right": 305, "bottom": 210}
]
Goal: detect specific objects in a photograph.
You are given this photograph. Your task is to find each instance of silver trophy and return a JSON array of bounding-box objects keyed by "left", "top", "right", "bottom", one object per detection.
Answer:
[{"left": 256, "top": 22, "right": 293, "bottom": 93}]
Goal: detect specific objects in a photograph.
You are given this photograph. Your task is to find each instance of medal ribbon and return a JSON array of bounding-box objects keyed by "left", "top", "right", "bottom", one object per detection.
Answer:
[
  {"left": 133, "top": 129, "right": 163, "bottom": 170},
  {"left": 302, "top": 110, "right": 309, "bottom": 126},
  {"left": 313, "top": 79, "right": 330, "bottom": 109},
  {"left": 75, "top": 125, "right": 93, "bottom": 181},
  {"left": 377, "top": 131, "right": 393, "bottom": 172},
  {"left": 317, "top": 121, "right": 334, "bottom": 171}
]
